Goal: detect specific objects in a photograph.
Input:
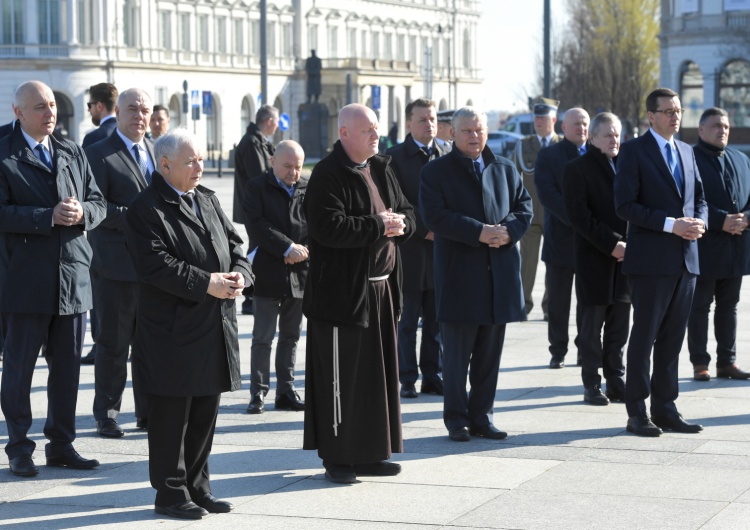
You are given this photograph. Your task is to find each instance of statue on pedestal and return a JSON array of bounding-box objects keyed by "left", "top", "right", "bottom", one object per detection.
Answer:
[{"left": 306, "top": 50, "right": 322, "bottom": 104}]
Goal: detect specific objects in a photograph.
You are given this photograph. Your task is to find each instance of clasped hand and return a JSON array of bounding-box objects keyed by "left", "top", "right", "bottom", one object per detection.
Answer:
[
  {"left": 378, "top": 208, "right": 406, "bottom": 238},
  {"left": 53, "top": 197, "right": 83, "bottom": 226},
  {"left": 722, "top": 213, "right": 748, "bottom": 236},
  {"left": 673, "top": 217, "right": 705, "bottom": 241},
  {"left": 284, "top": 243, "right": 309, "bottom": 265},
  {"left": 479, "top": 224, "right": 510, "bottom": 248},
  {"left": 207, "top": 272, "right": 244, "bottom": 300}
]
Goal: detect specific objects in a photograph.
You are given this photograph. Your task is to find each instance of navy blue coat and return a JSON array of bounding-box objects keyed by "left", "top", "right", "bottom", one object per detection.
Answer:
[
  {"left": 614, "top": 130, "right": 708, "bottom": 276},
  {"left": 420, "top": 146, "right": 532, "bottom": 325},
  {"left": 534, "top": 137, "right": 581, "bottom": 268},
  {"left": 81, "top": 116, "right": 117, "bottom": 149},
  {"left": 693, "top": 140, "right": 750, "bottom": 279}
]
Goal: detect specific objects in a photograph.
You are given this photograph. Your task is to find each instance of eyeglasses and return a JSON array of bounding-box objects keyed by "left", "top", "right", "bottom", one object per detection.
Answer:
[
  {"left": 653, "top": 108, "right": 683, "bottom": 118},
  {"left": 87, "top": 101, "right": 97, "bottom": 109}
]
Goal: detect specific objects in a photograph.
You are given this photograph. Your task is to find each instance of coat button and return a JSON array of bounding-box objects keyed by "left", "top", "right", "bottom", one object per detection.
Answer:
[{"left": 188, "top": 283, "right": 194, "bottom": 289}]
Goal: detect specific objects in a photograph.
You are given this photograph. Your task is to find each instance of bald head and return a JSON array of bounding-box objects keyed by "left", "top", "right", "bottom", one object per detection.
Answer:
[
  {"left": 271, "top": 140, "right": 305, "bottom": 187},
  {"left": 561, "top": 107, "right": 590, "bottom": 147},
  {"left": 116, "top": 88, "right": 153, "bottom": 142},
  {"left": 338, "top": 104, "right": 379, "bottom": 164},
  {"left": 13, "top": 81, "right": 56, "bottom": 142}
]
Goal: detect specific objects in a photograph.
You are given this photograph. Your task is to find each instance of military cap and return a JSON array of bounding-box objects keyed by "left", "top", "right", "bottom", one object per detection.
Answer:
[
  {"left": 437, "top": 109, "right": 455, "bottom": 123},
  {"left": 532, "top": 97, "right": 559, "bottom": 117}
]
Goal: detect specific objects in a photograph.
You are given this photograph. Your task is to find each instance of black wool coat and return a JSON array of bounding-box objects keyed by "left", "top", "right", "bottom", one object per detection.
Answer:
[
  {"left": 233, "top": 122, "right": 274, "bottom": 225},
  {"left": 386, "top": 134, "right": 448, "bottom": 291},
  {"left": 125, "top": 172, "right": 254, "bottom": 396},
  {"left": 303, "top": 140, "right": 416, "bottom": 328},
  {"left": 562, "top": 144, "right": 629, "bottom": 306},
  {"left": 244, "top": 170, "right": 309, "bottom": 299}
]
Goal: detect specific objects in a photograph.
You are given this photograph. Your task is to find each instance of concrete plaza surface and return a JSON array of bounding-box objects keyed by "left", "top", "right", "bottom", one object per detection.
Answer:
[{"left": 1, "top": 171, "right": 750, "bottom": 529}]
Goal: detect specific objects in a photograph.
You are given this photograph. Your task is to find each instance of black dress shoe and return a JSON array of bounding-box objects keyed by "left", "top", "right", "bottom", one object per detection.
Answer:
[
  {"left": 353, "top": 461, "right": 401, "bottom": 476},
  {"left": 717, "top": 363, "right": 750, "bottom": 380},
  {"left": 549, "top": 355, "right": 565, "bottom": 369},
  {"left": 421, "top": 379, "right": 444, "bottom": 395},
  {"left": 651, "top": 413, "right": 703, "bottom": 433},
  {"left": 246, "top": 393, "right": 264, "bottom": 414},
  {"left": 46, "top": 449, "right": 100, "bottom": 469},
  {"left": 9, "top": 455, "right": 38, "bottom": 477},
  {"left": 195, "top": 494, "right": 233, "bottom": 513},
  {"left": 626, "top": 415, "right": 662, "bottom": 437},
  {"left": 605, "top": 388, "right": 625, "bottom": 403},
  {"left": 583, "top": 385, "right": 610, "bottom": 406},
  {"left": 323, "top": 462, "right": 358, "bottom": 484},
  {"left": 400, "top": 383, "right": 418, "bottom": 398},
  {"left": 80, "top": 347, "right": 96, "bottom": 365},
  {"left": 96, "top": 418, "right": 124, "bottom": 438},
  {"left": 448, "top": 426, "right": 470, "bottom": 442},
  {"left": 469, "top": 424, "right": 508, "bottom": 440},
  {"left": 275, "top": 390, "right": 305, "bottom": 411},
  {"left": 136, "top": 417, "right": 148, "bottom": 430},
  {"left": 155, "top": 501, "right": 208, "bottom": 520}
]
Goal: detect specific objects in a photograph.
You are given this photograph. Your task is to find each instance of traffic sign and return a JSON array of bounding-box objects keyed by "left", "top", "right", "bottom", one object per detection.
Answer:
[
  {"left": 279, "top": 113, "right": 290, "bottom": 131},
  {"left": 202, "top": 91, "right": 213, "bottom": 116},
  {"left": 372, "top": 86, "right": 381, "bottom": 110}
]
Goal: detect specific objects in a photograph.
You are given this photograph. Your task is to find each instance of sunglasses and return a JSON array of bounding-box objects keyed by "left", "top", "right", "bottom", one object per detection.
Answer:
[{"left": 87, "top": 101, "right": 97, "bottom": 109}]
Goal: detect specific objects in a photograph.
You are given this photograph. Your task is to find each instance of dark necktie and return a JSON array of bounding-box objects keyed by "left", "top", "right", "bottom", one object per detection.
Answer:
[
  {"left": 540, "top": 137, "right": 547, "bottom": 148},
  {"left": 132, "top": 144, "right": 151, "bottom": 184},
  {"left": 665, "top": 143, "right": 683, "bottom": 191},
  {"left": 35, "top": 144, "right": 52, "bottom": 170},
  {"left": 420, "top": 145, "right": 432, "bottom": 157},
  {"left": 473, "top": 160, "right": 482, "bottom": 178},
  {"left": 182, "top": 192, "right": 201, "bottom": 220}
]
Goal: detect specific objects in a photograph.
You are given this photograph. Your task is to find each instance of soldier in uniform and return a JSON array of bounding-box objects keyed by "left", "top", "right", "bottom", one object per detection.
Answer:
[{"left": 513, "top": 97, "right": 560, "bottom": 318}]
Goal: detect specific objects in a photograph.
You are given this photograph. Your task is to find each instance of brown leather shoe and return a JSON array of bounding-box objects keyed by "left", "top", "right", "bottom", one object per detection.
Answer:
[
  {"left": 716, "top": 364, "right": 750, "bottom": 380},
  {"left": 693, "top": 365, "right": 710, "bottom": 381}
]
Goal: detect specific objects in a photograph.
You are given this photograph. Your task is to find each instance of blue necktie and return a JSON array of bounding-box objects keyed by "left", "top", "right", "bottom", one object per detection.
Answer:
[
  {"left": 665, "top": 143, "right": 683, "bottom": 191},
  {"left": 420, "top": 145, "right": 432, "bottom": 157},
  {"left": 578, "top": 145, "right": 586, "bottom": 156},
  {"left": 35, "top": 144, "right": 52, "bottom": 170},
  {"left": 473, "top": 160, "right": 482, "bottom": 178},
  {"left": 132, "top": 144, "right": 151, "bottom": 184}
]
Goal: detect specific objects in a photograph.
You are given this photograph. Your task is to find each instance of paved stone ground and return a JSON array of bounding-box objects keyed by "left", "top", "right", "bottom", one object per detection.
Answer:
[{"left": 1, "top": 170, "right": 749, "bottom": 529}]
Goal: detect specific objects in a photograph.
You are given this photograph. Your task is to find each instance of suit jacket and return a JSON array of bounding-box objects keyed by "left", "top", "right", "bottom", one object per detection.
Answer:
[
  {"left": 125, "top": 172, "right": 254, "bottom": 396},
  {"left": 0, "top": 122, "right": 13, "bottom": 139},
  {"left": 563, "top": 144, "right": 629, "bottom": 306},
  {"left": 386, "top": 134, "right": 448, "bottom": 291},
  {"left": 514, "top": 133, "right": 560, "bottom": 228},
  {"left": 85, "top": 132, "right": 155, "bottom": 282},
  {"left": 420, "top": 146, "right": 532, "bottom": 325},
  {"left": 244, "top": 171, "right": 309, "bottom": 299},
  {"left": 233, "top": 122, "right": 274, "bottom": 224},
  {"left": 693, "top": 140, "right": 750, "bottom": 278},
  {"left": 534, "top": 137, "right": 581, "bottom": 267},
  {"left": 0, "top": 122, "right": 105, "bottom": 314},
  {"left": 81, "top": 117, "right": 117, "bottom": 149},
  {"left": 614, "top": 129, "right": 708, "bottom": 276}
]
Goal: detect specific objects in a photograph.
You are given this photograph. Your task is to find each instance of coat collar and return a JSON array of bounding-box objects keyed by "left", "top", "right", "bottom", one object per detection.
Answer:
[{"left": 9, "top": 121, "right": 77, "bottom": 174}]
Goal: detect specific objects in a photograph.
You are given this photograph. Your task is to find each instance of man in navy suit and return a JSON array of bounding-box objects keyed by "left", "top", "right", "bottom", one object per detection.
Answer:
[
  {"left": 614, "top": 87, "right": 708, "bottom": 437},
  {"left": 82, "top": 83, "right": 118, "bottom": 149}
]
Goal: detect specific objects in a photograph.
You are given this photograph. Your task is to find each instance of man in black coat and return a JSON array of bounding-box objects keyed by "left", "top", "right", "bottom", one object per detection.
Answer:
[
  {"left": 303, "top": 104, "right": 415, "bottom": 484},
  {"left": 233, "top": 104, "right": 278, "bottom": 315},
  {"left": 562, "top": 112, "right": 629, "bottom": 406},
  {"left": 82, "top": 83, "right": 118, "bottom": 149},
  {"left": 688, "top": 107, "right": 750, "bottom": 381},
  {"left": 535, "top": 107, "right": 589, "bottom": 368},
  {"left": 243, "top": 140, "right": 308, "bottom": 414},
  {"left": 420, "top": 107, "right": 532, "bottom": 442},
  {"left": 386, "top": 98, "right": 448, "bottom": 399},
  {"left": 125, "top": 129, "right": 253, "bottom": 519},
  {"left": 85, "top": 88, "right": 155, "bottom": 438},
  {"left": 615, "top": 88, "right": 708, "bottom": 437},
  {"left": 0, "top": 81, "right": 106, "bottom": 477}
]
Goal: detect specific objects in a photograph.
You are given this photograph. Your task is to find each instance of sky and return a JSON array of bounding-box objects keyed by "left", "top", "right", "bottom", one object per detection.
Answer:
[{"left": 478, "top": 0, "right": 568, "bottom": 112}]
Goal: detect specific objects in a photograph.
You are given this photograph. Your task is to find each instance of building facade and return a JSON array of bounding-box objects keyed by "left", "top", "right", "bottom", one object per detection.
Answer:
[
  {"left": 661, "top": 0, "right": 750, "bottom": 144},
  {"left": 0, "top": 0, "right": 481, "bottom": 155}
]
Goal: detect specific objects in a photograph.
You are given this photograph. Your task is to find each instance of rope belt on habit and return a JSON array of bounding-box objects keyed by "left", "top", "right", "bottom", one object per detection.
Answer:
[
  {"left": 332, "top": 326, "right": 341, "bottom": 436},
  {"left": 368, "top": 275, "right": 389, "bottom": 281}
]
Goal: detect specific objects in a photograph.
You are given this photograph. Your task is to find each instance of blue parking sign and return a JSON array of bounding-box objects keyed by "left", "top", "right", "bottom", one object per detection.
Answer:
[
  {"left": 372, "top": 86, "right": 381, "bottom": 110},
  {"left": 279, "top": 113, "right": 290, "bottom": 131}
]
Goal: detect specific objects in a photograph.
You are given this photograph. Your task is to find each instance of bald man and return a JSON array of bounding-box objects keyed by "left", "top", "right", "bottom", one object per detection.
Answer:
[
  {"left": 302, "top": 104, "right": 415, "bottom": 484},
  {"left": 85, "top": 88, "right": 155, "bottom": 438},
  {"left": 243, "top": 140, "right": 308, "bottom": 414},
  {"left": 0, "top": 81, "right": 105, "bottom": 476}
]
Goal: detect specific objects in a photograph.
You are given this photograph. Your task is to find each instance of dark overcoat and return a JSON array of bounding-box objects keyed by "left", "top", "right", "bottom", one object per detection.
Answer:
[
  {"left": 386, "top": 133, "right": 448, "bottom": 291},
  {"left": 562, "top": 144, "right": 629, "bottom": 306},
  {"left": 615, "top": 130, "right": 708, "bottom": 276},
  {"left": 125, "top": 172, "right": 254, "bottom": 396},
  {"left": 302, "top": 140, "right": 416, "bottom": 328},
  {"left": 419, "top": 146, "right": 533, "bottom": 325},
  {"left": 693, "top": 140, "right": 750, "bottom": 279},
  {"left": 232, "top": 122, "right": 274, "bottom": 224},
  {"left": 85, "top": 132, "right": 155, "bottom": 282},
  {"left": 534, "top": 137, "right": 579, "bottom": 267},
  {"left": 244, "top": 170, "right": 309, "bottom": 299},
  {"left": 0, "top": 122, "right": 105, "bottom": 315}
]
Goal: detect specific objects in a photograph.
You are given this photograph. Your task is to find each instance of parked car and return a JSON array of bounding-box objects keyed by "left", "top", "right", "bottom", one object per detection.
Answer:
[
  {"left": 487, "top": 130, "right": 523, "bottom": 158},
  {"left": 502, "top": 113, "right": 534, "bottom": 136}
]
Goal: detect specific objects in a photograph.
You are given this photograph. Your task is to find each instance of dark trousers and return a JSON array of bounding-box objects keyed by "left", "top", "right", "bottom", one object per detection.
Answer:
[
  {"left": 1, "top": 312, "right": 85, "bottom": 459},
  {"left": 397, "top": 288, "right": 441, "bottom": 386},
  {"left": 520, "top": 224, "right": 548, "bottom": 315},
  {"left": 579, "top": 302, "right": 629, "bottom": 389},
  {"left": 148, "top": 393, "right": 221, "bottom": 507},
  {"left": 545, "top": 263, "right": 580, "bottom": 357},
  {"left": 92, "top": 272, "right": 148, "bottom": 420},
  {"left": 250, "top": 295, "right": 303, "bottom": 397},
  {"left": 687, "top": 275, "right": 741, "bottom": 369},
  {"left": 625, "top": 270, "right": 696, "bottom": 418},
  {"left": 441, "top": 322, "right": 505, "bottom": 432}
]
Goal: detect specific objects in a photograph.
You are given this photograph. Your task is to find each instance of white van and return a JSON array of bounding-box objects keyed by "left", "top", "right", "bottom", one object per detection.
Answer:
[{"left": 502, "top": 113, "right": 534, "bottom": 136}]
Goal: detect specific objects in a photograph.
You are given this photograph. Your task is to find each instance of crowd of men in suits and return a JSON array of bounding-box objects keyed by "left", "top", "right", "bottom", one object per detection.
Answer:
[{"left": 1, "top": 79, "right": 749, "bottom": 516}]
